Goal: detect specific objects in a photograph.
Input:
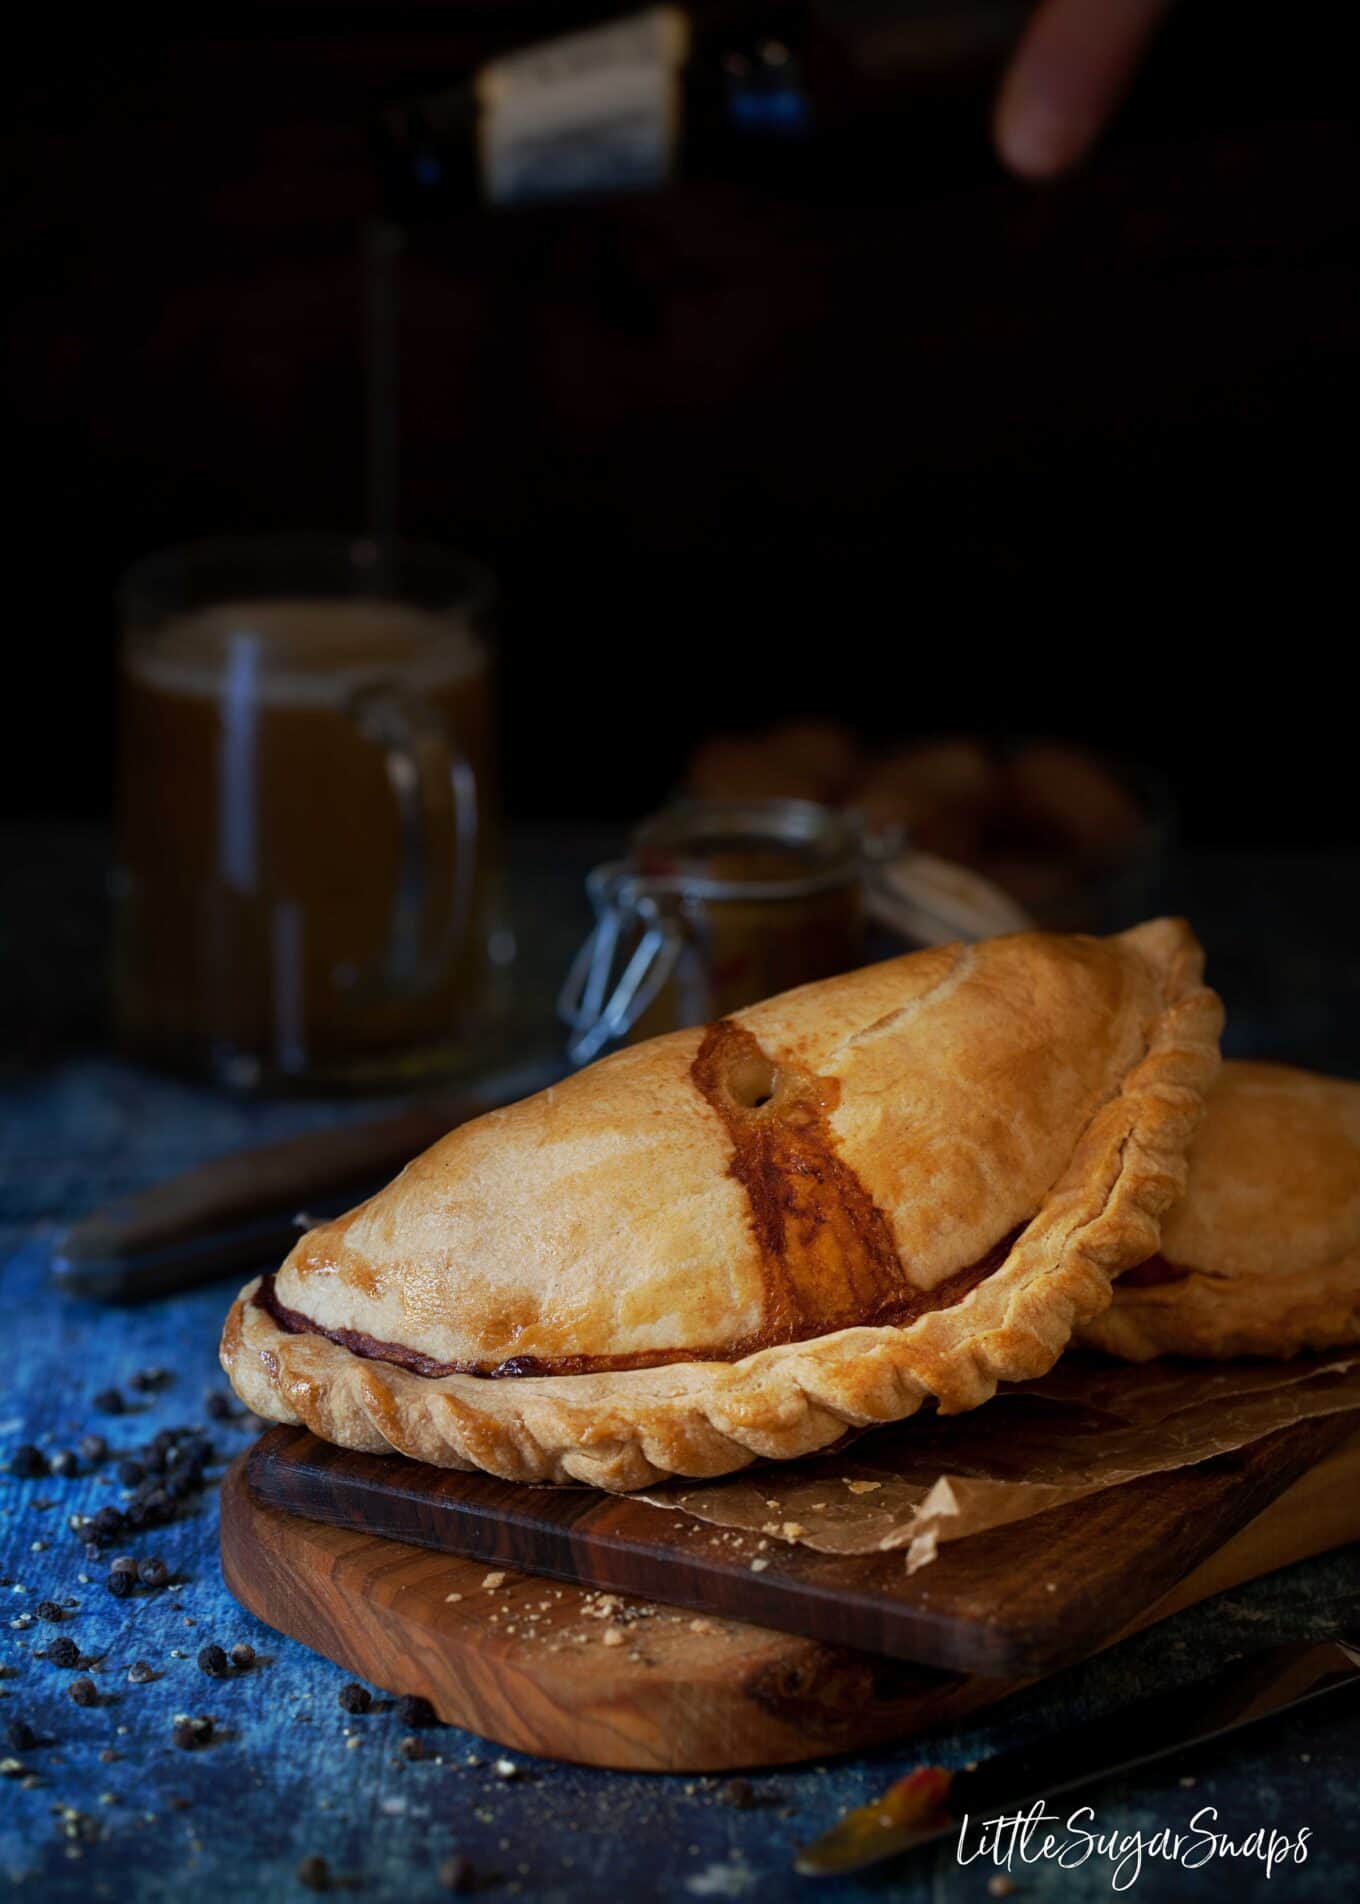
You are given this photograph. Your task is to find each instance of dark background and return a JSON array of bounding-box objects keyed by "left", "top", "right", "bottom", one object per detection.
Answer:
[{"left": 4, "top": 0, "right": 1357, "bottom": 839}]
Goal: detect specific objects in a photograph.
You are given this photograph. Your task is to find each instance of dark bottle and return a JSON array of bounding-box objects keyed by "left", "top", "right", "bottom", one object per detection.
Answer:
[{"left": 374, "top": 2, "right": 1029, "bottom": 220}]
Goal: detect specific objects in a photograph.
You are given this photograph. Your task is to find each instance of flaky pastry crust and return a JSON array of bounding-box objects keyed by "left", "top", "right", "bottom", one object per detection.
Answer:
[
  {"left": 222, "top": 920, "right": 1221, "bottom": 1489},
  {"left": 1080, "top": 1061, "right": 1360, "bottom": 1362}
]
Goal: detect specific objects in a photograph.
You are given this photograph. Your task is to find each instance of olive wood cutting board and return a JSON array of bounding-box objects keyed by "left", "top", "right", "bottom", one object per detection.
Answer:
[
  {"left": 238, "top": 1411, "right": 1358, "bottom": 1679},
  {"left": 221, "top": 1426, "right": 1360, "bottom": 1772}
]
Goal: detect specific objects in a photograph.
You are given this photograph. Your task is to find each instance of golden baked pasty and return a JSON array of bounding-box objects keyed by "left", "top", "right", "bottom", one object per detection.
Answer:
[
  {"left": 1080, "top": 1061, "right": 1360, "bottom": 1362},
  {"left": 221, "top": 920, "right": 1221, "bottom": 1490}
]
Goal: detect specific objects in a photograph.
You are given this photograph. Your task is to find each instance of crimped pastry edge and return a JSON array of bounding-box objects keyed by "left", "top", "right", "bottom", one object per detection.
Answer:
[
  {"left": 1079, "top": 1248, "right": 1360, "bottom": 1363},
  {"left": 220, "top": 921, "right": 1223, "bottom": 1491}
]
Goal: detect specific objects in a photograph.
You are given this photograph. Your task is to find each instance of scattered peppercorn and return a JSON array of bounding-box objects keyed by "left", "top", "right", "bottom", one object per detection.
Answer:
[
  {"left": 127, "top": 1661, "right": 156, "bottom": 1685},
  {"left": 9, "top": 1445, "right": 47, "bottom": 1479},
  {"left": 171, "top": 1716, "right": 213, "bottom": 1750},
  {"left": 398, "top": 1735, "right": 425, "bottom": 1762},
  {"left": 197, "top": 1645, "right": 229, "bottom": 1679},
  {"left": 92, "top": 1506, "right": 124, "bottom": 1538},
  {"left": 130, "top": 1367, "right": 170, "bottom": 1393},
  {"left": 337, "top": 1683, "right": 371, "bottom": 1714},
  {"left": 117, "top": 1460, "right": 146, "bottom": 1488},
  {"left": 35, "top": 1601, "right": 65, "bottom": 1623},
  {"left": 204, "top": 1392, "right": 233, "bottom": 1421},
  {"left": 719, "top": 1777, "right": 756, "bottom": 1809},
  {"left": 438, "top": 1854, "right": 475, "bottom": 1894},
  {"left": 110, "top": 1556, "right": 139, "bottom": 1577},
  {"left": 4, "top": 1720, "right": 37, "bottom": 1752},
  {"left": 93, "top": 1389, "right": 125, "bottom": 1415},
  {"left": 139, "top": 1557, "right": 170, "bottom": 1589},
  {"left": 49, "top": 1450, "right": 79, "bottom": 1479},
  {"left": 106, "top": 1570, "right": 134, "bottom": 1600},
  {"left": 45, "top": 1637, "right": 81, "bottom": 1670},
  {"left": 229, "top": 1643, "right": 255, "bottom": 1670},
  {"left": 395, "top": 1694, "right": 435, "bottom": 1729},
  {"left": 296, "top": 1854, "right": 331, "bottom": 1892},
  {"left": 78, "top": 1434, "right": 107, "bottom": 1463},
  {"left": 68, "top": 1678, "right": 98, "bottom": 1708}
]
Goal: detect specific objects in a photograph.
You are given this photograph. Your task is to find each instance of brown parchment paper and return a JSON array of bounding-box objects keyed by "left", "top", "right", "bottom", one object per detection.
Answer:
[{"left": 641, "top": 1353, "right": 1360, "bottom": 1572}]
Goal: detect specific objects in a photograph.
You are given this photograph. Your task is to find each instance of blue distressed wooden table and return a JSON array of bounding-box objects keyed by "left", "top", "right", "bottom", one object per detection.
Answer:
[{"left": 3, "top": 832, "right": 1358, "bottom": 1901}]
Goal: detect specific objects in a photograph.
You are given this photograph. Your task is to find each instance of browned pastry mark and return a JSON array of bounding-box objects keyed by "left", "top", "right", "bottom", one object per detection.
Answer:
[{"left": 691, "top": 1018, "right": 914, "bottom": 1341}]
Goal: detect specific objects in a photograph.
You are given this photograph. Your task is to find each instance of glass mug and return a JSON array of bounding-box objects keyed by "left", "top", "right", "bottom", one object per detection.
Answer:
[{"left": 113, "top": 537, "right": 508, "bottom": 1090}]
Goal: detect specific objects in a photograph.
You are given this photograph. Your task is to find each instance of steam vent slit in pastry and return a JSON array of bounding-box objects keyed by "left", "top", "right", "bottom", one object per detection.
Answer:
[
  {"left": 222, "top": 920, "right": 1223, "bottom": 1490},
  {"left": 1080, "top": 1061, "right": 1360, "bottom": 1362}
]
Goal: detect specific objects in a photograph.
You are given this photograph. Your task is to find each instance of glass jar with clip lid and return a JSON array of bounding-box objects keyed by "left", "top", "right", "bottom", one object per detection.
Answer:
[{"left": 559, "top": 796, "right": 1028, "bottom": 1064}]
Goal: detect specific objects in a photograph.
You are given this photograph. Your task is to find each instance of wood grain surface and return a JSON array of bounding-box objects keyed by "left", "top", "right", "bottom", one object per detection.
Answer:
[
  {"left": 245, "top": 1412, "right": 1360, "bottom": 1676},
  {"left": 220, "top": 1431, "right": 1360, "bottom": 1772}
]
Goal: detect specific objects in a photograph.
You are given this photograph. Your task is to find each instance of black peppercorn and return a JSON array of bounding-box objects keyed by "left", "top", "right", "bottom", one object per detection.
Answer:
[
  {"left": 398, "top": 1735, "right": 424, "bottom": 1762},
  {"left": 296, "top": 1854, "right": 331, "bottom": 1892},
  {"left": 204, "top": 1391, "right": 233, "bottom": 1420},
  {"left": 35, "top": 1600, "right": 65, "bottom": 1623},
  {"left": 117, "top": 1459, "right": 146, "bottom": 1488},
  {"left": 93, "top": 1388, "right": 125, "bottom": 1415},
  {"left": 4, "top": 1719, "right": 37, "bottom": 1751},
  {"left": 172, "top": 1715, "right": 213, "bottom": 1750},
  {"left": 92, "top": 1505, "right": 124, "bottom": 1538},
  {"left": 438, "top": 1855, "right": 475, "bottom": 1894},
  {"left": 45, "top": 1636, "right": 81, "bottom": 1669},
  {"left": 229, "top": 1643, "right": 255, "bottom": 1669},
  {"left": 127, "top": 1661, "right": 156, "bottom": 1685},
  {"left": 140, "top": 1489, "right": 173, "bottom": 1522},
  {"left": 78, "top": 1434, "right": 107, "bottom": 1463},
  {"left": 197, "top": 1644, "right": 229, "bottom": 1679},
  {"left": 337, "top": 1683, "right": 371, "bottom": 1714},
  {"left": 9, "top": 1445, "right": 47, "bottom": 1479},
  {"left": 139, "top": 1556, "right": 170, "bottom": 1589},
  {"left": 130, "top": 1367, "right": 169, "bottom": 1393},
  {"left": 68, "top": 1677, "right": 98, "bottom": 1708},
  {"left": 110, "top": 1556, "right": 139, "bottom": 1576},
  {"left": 718, "top": 1777, "right": 756, "bottom": 1809},
  {"left": 106, "top": 1569, "right": 134, "bottom": 1599},
  {"left": 49, "top": 1450, "right": 79, "bottom": 1479},
  {"left": 395, "top": 1693, "right": 435, "bottom": 1729}
]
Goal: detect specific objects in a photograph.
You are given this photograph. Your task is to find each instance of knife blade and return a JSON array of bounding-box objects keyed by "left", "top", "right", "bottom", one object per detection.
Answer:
[
  {"left": 50, "top": 1054, "right": 567, "bottom": 1300},
  {"left": 796, "top": 1628, "right": 1360, "bottom": 1876}
]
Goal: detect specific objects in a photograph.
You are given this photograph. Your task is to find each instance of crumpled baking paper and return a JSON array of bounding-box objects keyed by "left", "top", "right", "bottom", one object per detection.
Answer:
[{"left": 642, "top": 1352, "right": 1360, "bottom": 1572}]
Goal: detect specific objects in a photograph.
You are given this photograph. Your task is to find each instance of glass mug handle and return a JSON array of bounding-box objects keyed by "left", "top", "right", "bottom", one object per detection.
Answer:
[{"left": 343, "top": 680, "right": 479, "bottom": 997}]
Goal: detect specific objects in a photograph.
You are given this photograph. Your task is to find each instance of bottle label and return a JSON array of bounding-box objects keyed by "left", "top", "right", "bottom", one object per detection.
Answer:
[{"left": 478, "top": 6, "right": 690, "bottom": 206}]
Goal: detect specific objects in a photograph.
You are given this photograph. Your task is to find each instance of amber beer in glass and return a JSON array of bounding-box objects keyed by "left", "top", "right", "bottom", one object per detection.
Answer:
[{"left": 114, "top": 537, "right": 505, "bottom": 1089}]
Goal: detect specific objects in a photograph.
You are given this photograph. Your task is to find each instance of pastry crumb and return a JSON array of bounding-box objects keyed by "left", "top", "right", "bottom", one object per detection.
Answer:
[
  {"left": 843, "top": 1480, "right": 881, "bottom": 1495},
  {"left": 749, "top": 1559, "right": 769, "bottom": 1573},
  {"left": 481, "top": 1572, "right": 506, "bottom": 1591}
]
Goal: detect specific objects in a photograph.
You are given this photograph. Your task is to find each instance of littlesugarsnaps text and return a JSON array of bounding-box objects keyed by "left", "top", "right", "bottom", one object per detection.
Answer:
[{"left": 956, "top": 1803, "right": 1311, "bottom": 1891}]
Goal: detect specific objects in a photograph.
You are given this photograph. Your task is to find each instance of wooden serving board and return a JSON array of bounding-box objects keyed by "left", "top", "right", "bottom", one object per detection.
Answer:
[
  {"left": 243, "top": 1412, "right": 1359, "bottom": 1677},
  {"left": 221, "top": 1429, "right": 1360, "bottom": 1772}
]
